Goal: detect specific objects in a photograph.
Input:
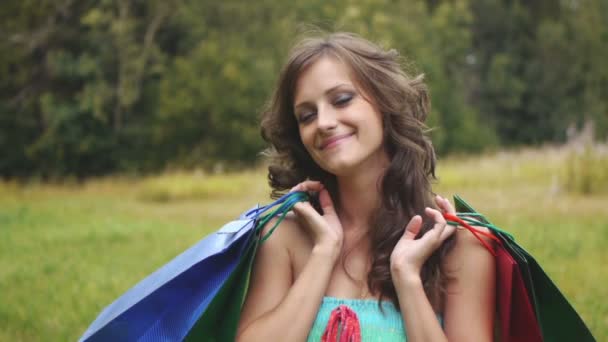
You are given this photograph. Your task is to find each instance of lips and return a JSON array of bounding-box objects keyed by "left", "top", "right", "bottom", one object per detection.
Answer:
[{"left": 319, "top": 133, "right": 354, "bottom": 150}]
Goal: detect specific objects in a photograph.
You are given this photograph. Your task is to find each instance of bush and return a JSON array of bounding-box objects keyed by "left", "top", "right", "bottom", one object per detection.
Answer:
[{"left": 563, "top": 143, "right": 608, "bottom": 195}]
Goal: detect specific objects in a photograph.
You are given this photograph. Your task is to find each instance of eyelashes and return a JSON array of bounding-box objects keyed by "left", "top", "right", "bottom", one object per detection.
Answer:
[
  {"left": 296, "top": 93, "right": 355, "bottom": 123},
  {"left": 334, "top": 94, "right": 353, "bottom": 106},
  {"left": 298, "top": 112, "right": 315, "bottom": 123}
]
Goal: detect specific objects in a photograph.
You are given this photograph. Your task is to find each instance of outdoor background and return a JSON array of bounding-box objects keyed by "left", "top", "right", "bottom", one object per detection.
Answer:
[{"left": 1, "top": 0, "right": 607, "bottom": 340}]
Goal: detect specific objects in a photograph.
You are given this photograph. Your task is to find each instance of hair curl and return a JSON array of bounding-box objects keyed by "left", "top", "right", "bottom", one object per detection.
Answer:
[{"left": 260, "top": 32, "right": 454, "bottom": 312}]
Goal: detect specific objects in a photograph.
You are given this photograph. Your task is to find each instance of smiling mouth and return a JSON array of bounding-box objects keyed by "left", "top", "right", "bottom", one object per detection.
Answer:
[{"left": 319, "top": 133, "right": 354, "bottom": 150}]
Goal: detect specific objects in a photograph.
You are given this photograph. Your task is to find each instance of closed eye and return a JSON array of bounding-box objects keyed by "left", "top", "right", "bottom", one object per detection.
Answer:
[
  {"left": 333, "top": 93, "right": 353, "bottom": 107},
  {"left": 297, "top": 111, "right": 316, "bottom": 123}
]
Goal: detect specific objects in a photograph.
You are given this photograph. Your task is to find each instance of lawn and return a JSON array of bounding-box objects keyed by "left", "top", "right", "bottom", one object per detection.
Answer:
[{"left": 0, "top": 147, "right": 606, "bottom": 341}]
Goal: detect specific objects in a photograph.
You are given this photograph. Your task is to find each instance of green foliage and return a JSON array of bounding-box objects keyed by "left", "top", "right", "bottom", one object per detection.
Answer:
[
  {"left": 426, "top": 0, "right": 498, "bottom": 153},
  {"left": 1, "top": 0, "right": 606, "bottom": 178},
  {"left": 471, "top": 0, "right": 608, "bottom": 145},
  {"left": 26, "top": 100, "right": 119, "bottom": 179}
]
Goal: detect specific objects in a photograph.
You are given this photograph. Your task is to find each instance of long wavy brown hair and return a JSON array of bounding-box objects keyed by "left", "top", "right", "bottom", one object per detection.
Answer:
[{"left": 260, "top": 32, "right": 455, "bottom": 312}]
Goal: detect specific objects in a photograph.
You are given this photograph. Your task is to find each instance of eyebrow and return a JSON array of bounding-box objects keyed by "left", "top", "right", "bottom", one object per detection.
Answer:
[{"left": 294, "top": 83, "right": 352, "bottom": 109}]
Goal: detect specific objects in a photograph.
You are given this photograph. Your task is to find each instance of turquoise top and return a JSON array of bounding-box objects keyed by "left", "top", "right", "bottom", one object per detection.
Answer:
[
  {"left": 307, "top": 297, "right": 404, "bottom": 341},
  {"left": 306, "top": 296, "right": 442, "bottom": 341}
]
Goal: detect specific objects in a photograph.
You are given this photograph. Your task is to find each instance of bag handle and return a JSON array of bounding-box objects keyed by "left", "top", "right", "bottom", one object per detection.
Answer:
[
  {"left": 255, "top": 192, "right": 309, "bottom": 243},
  {"left": 452, "top": 213, "right": 515, "bottom": 241},
  {"left": 252, "top": 193, "right": 508, "bottom": 256},
  {"left": 244, "top": 191, "right": 308, "bottom": 219},
  {"left": 444, "top": 212, "right": 502, "bottom": 256}
]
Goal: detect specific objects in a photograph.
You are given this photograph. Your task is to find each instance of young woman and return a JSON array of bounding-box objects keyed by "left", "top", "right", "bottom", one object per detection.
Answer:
[{"left": 236, "top": 32, "right": 495, "bottom": 342}]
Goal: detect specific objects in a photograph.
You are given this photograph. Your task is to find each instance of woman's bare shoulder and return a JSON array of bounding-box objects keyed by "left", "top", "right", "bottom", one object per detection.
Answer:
[
  {"left": 444, "top": 224, "right": 494, "bottom": 269},
  {"left": 442, "top": 223, "right": 496, "bottom": 340},
  {"left": 259, "top": 212, "right": 313, "bottom": 252}
]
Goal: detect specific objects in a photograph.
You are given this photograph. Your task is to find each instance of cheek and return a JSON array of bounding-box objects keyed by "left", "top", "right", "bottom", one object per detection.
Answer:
[
  {"left": 370, "top": 111, "right": 385, "bottom": 138},
  {"left": 358, "top": 111, "right": 384, "bottom": 138},
  {"left": 298, "top": 127, "right": 315, "bottom": 151}
]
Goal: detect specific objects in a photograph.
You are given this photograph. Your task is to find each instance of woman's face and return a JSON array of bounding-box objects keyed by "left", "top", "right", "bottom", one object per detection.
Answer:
[{"left": 293, "top": 56, "right": 389, "bottom": 176}]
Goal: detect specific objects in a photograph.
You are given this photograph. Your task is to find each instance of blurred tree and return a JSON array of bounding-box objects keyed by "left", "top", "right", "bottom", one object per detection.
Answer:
[
  {"left": 0, "top": 0, "right": 89, "bottom": 178},
  {"left": 156, "top": 0, "right": 296, "bottom": 167},
  {"left": 426, "top": 0, "right": 498, "bottom": 152},
  {"left": 0, "top": 0, "right": 605, "bottom": 178},
  {"left": 470, "top": 0, "right": 607, "bottom": 145}
]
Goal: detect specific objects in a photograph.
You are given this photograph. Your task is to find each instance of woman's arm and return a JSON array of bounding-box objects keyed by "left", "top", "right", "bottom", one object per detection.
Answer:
[
  {"left": 441, "top": 226, "right": 496, "bottom": 341},
  {"left": 390, "top": 206, "right": 452, "bottom": 342},
  {"left": 237, "top": 182, "right": 343, "bottom": 342},
  {"left": 391, "top": 196, "right": 495, "bottom": 342},
  {"left": 393, "top": 227, "right": 496, "bottom": 342},
  {"left": 236, "top": 217, "right": 340, "bottom": 341}
]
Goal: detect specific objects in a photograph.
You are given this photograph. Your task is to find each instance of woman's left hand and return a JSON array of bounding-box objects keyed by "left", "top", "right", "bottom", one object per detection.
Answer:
[{"left": 390, "top": 195, "right": 457, "bottom": 282}]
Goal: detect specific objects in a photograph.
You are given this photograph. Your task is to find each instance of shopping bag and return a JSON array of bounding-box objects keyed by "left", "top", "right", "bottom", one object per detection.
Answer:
[
  {"left": 493, "top": 246, "right": 542, "bottom": 342},
  {"left": 448, "top": 195, "right": 595, "bottom": 342},
  {"left": 447, "top": 197, "right": 542, "bottom": 342},
  {"left": 80, "top": 192, "right": 307, "bottom": 342},
  {"left": 183, "top": 225, "right": 258, "bottom": 342},
  {"left": 184, "top": 193, "right": 302, "bottom": 341}
]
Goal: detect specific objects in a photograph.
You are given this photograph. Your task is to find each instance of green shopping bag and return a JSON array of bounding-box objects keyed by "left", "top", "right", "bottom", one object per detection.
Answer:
[
  {"left": 184, "top": 233, "right": 259, "bottom": 341},
  {"left": 452, "top": 195, "right": 595, "bottom": 342},
  {"left": 185, "top": 195, "right": 299, "bottom": 341}
]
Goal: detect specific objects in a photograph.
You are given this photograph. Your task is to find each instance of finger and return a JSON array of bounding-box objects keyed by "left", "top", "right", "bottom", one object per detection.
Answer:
[
  {"left": 425, "top": 207, "right": 446, "bottom": 225},
  {"left": 401, "top": 215, "right": 423, "bottom": 240},
  {"left": 434, "top": 195, "right": 449, "bottom": 213},
  {"left": 418, "top": 221, "right": 454, "bottom": 250},
  {"left": 292, "top": 201, "right": 324, "bottom": 227},
  {"left": 419, "top": 224, "right": 442, "bottom": 245},
  {"left": 434, "top": 195, "right": 446, "bottom": 211},
  {"left": 318, "top": 188, "right": 337, "bottom": 218},
  {"left": 290, "top": 180, "right": 324, "bottom": 193},
  {"left": 439, "top": 223, "right": 457, "bottom": 241},
  {"left": 425, "top": 207, "right": 447, "bottom": 236},
  {"left": 443, "top": 197, "right": 456, "bottom": 214},
  {"left": 435, "top": 195, "right": 455, "bottom": 214}
]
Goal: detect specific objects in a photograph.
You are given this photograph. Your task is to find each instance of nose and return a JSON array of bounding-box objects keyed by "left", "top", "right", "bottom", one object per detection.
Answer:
[{"left": 317, "top": 104, "right": 338, "bottom": 132}]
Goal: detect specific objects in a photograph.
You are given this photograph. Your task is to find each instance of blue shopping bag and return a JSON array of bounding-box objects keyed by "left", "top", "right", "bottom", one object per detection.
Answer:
[{"left": 80, "top": 192, "right": 307, "bottom": 342}]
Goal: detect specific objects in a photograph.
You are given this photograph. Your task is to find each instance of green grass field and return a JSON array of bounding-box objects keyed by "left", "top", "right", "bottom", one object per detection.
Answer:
[{"left": 1, "top": 147, "right": 606, "bottom": 341}]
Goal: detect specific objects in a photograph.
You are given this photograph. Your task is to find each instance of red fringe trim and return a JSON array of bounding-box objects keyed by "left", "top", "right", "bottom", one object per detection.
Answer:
[{"left": 321, "top": 305, "right": 361, "bottom": 342}]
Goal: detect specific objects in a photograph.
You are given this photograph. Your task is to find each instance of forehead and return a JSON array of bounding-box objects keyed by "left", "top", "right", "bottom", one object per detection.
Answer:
[{"left": 293, "top": 56, "right": 354, "bottom": 104}]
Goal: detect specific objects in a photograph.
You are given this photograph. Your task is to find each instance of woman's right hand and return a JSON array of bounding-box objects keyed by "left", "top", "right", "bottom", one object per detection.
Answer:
[{"left": 290, "top": 181, "right": 343, "bottom": 260}]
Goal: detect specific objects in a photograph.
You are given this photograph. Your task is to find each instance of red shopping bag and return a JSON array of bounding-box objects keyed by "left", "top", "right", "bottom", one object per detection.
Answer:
[
  {"left": 495, "top": 245, "right": 543, "bottom": 342},
  {"left": 444, "top": 212, "right": 543, "bottom": 342}
]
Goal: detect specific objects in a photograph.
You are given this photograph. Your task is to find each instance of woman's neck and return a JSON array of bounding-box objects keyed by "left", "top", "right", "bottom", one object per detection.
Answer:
[{"left": 335, "top": 155, "right": 389, "bottom": 233}]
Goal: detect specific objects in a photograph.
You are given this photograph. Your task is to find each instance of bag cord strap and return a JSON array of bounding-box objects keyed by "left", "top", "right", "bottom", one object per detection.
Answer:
[
  {"left": 258, "top": 192, "right": 308, "bottom": 243},
  {"left": 443, "top": 212, "right": 502, "bottom": 256}
]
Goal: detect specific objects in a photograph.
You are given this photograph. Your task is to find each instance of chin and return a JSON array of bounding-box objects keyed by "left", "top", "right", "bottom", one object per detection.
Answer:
[
  {"left": 319, "top": 157, "right": 361, "bottom": 176},
  {"left": 317, "top": 149, "right": 389, "bottom": 177}
]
